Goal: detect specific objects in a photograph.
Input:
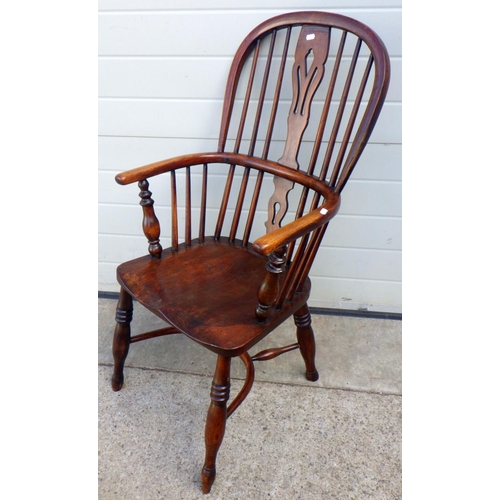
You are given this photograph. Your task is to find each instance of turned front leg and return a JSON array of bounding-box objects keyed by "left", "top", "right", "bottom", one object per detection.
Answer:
[
  {"left": 111, "top": 288, "right": 133, "bottom": 391},
  {"left": 294, "top": 304, "right": 319, "bottom": 382},
  {"left": 201, "top": 355, "right": 231, "bottom": 494}
]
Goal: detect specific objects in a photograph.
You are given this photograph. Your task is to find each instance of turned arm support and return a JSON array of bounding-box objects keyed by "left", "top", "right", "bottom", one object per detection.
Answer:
[
  {"left": 115, "top": 154, "right": 214, "bottom": 258},
  {"left": 135, "top": 179, "right": 163, "bottom": 259},
  {"left": 253, "top": 191, "right": 339, "bottom": 321},
  {"left": 255, "top": 246, "right": 287, "bottom": 321}
]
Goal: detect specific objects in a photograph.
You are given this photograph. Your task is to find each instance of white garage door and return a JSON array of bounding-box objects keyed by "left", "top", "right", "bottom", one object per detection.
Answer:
[{"left": 98, "top": 0, "right": 402, "bottom": 314}]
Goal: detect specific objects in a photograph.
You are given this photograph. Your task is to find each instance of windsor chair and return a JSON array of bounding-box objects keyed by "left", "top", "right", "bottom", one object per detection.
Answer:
[{"left": 111, "top": 11, "right": 390, "bottom": 493}]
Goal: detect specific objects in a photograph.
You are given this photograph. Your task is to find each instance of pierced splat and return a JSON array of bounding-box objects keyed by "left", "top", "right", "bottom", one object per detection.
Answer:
[
  {"left": 265, "top": 25, "right": 330, "bottom": 234},
  {"left": 279, "top": 26, "right": 330, "bottom": 169}
]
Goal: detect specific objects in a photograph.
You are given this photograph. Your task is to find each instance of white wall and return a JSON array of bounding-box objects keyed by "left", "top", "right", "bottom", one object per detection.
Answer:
[{"left": 98, "top": 1, "right": 402, "bottom": 313}]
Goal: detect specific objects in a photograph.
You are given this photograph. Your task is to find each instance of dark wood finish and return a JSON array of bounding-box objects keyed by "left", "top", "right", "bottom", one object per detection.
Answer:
[{"left": 110, "top": 11, "right": 390, "bottom": 494}]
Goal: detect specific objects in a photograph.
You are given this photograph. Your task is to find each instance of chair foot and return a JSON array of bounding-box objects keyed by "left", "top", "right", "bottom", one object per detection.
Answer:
[
  {"left": 294, "top": 304, "right": 319, "bottom": 382},
  {"left": 111, "top": 373, "right": 125, "bottom": 392},
  {"left": 111, "top": 288, "right": 133, "bottom": 392},
  {"left": 305, "top": 369, "right": 319, "bottom": 382},
  {"left": 201, "top": 466, "right": 216, "bottom": 494},
  {"left": 201, "top": 355, "right": 231, "bottom": 494}
]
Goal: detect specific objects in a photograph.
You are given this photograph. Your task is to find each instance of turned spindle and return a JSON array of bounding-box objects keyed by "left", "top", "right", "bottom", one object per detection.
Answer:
[
  {"left": 255, "top": 246, "right": 286, "bottom": 321},
  {"left": 138, "top": 179, "right": 162, "bottom": 259}
]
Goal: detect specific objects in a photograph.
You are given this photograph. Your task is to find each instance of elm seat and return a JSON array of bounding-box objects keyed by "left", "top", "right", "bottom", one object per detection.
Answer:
[
  {"left": 117, "top": 237, "right": 312, "bottom": 355},
  {"left": 110, "top": 10, "right": 390, "bottom": 495}
]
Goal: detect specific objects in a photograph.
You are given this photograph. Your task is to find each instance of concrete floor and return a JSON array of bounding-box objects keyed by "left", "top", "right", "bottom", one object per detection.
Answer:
[{"left": 98, "top": 298, "right": 402, "bottom": 499}]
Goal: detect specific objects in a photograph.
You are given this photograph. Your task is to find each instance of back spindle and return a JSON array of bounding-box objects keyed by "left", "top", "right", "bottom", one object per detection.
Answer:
[
  {"left": 247, "top": 30, "right": 276, "bottom": 158},
  {"left": 327, "top": 37, "right": 363, "bottom": 189},
  {"left": 199, "top": 163, "right": 208, "bottom": 243},
  {"left": 170, "top": 171, "right": 179, "bottom": 251},
  {"left": 234, "top": 40, "right": 261, "bottom": 154},
  {"left": 334, "top": 53, "right": 375, "bottom": 193},
  {"left": 229, "top": 166, "right": 251, "bottom": 243},
  {"left": 242, "top": 170, "right": 264, "bottom": 246},
  {"left": 185, "top": 166, "right": 192, "bottom": 246},
  {"left": 261, "top": 27, "right": 291, "bottom": 161},
  {"left": 214, "top": 164, "right": 236, "bottom": 240}
]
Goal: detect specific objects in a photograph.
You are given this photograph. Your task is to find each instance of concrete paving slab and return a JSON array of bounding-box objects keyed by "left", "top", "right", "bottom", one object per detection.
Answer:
[
  {"left": 98, "top": 297, "right": 402, "bottom": 498},
  {"left": 98, "top": 365, "right": 402, "bottom": 499}
]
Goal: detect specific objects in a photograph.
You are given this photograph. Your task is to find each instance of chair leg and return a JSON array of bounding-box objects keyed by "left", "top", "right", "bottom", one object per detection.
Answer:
[
  {"left": 201, "top": 355, "right": 231, "bottom": 494},
  {"left": 294, "top": 304, "right": 319, "bottom": 382},
  {"left": 111, "top": 287, "right": 133, "bottom": 391}
]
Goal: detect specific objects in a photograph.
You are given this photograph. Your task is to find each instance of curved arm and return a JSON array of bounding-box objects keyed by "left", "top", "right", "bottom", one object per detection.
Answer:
[
  {"left": 116, "top": 150, "right": 340, "bottom": 256},
  {"left": 115, "top": 153, "right": 213, "bottom": 185},
  {"left": 252, "top": 194, "right": 340, "bottom": 256},
  {"left": 115, "top": 152, "right": 336, "bottom": 192}
]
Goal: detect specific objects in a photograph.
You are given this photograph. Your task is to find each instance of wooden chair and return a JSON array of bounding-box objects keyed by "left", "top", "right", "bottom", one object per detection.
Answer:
[{"left": 110, "top": 11, "right": 390, "bottom": 494}]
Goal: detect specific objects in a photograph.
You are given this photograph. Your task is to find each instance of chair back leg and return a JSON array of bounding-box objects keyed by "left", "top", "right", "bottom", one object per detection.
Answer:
[
  {"left": 294, "top": 304, "right": 319, "bottom": 382},
  {"left": 111, "top": 288, "right": 133, "bottom": 391}
]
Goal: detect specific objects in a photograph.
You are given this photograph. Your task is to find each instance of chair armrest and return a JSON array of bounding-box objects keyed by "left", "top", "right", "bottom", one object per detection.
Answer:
[
  {"left": 115, "top": 150, "right": 340, "bottom": 258},
  {"left": 115, "top": 153, "right": 219, "bottom": 185},
  {"left": 115, "top": 151, "right": 336, "bottom": 187},
  {"left": 115, "top": 151, "right": 295, "bottom": 185},
  {"left": 252, "top": 194, "right": 340, "bottom": 256}
]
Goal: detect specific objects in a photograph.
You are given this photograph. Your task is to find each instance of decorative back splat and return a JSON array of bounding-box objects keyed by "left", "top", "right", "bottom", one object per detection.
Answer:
[{"left": 265, "top": 26, "right": 330, "bottom": 234}]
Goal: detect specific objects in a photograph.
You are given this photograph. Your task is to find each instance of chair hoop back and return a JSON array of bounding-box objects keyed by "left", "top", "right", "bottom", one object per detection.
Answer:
[{"left": 218, "top": 11, "right": 390, "bottom": 198}]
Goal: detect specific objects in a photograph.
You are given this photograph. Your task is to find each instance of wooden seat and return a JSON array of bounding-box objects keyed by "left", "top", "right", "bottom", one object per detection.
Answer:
[
  {"left": 110, "top": 11, "right": 390, "bottom": 494},
  {"left": 118, "top": 236, "right": 312, "bottom": 355}
]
